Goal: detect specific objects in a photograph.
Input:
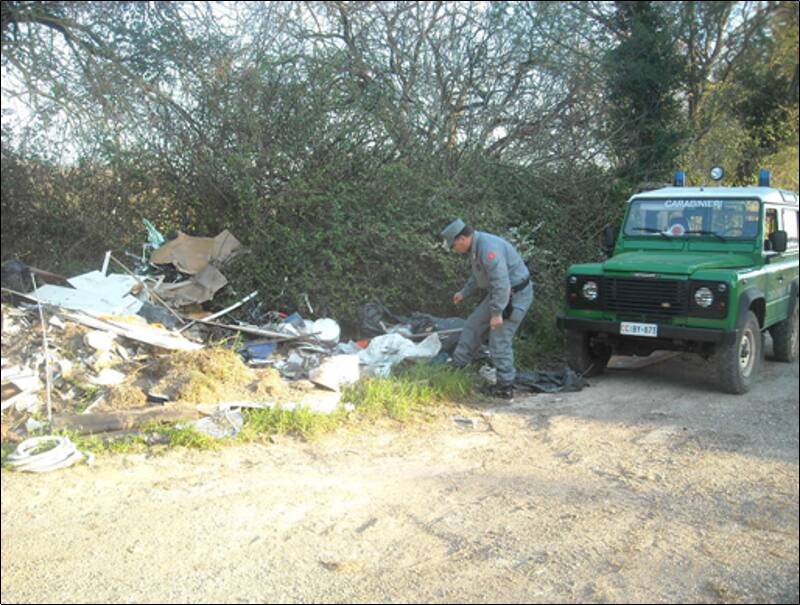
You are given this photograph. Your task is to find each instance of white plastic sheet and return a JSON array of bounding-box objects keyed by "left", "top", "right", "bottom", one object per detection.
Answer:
[
  {"left": 33, "top": 270, "right": 142, "bottom": 315},
  {"left": 358, "top": 333, "right": 441, "bottom": 377}
]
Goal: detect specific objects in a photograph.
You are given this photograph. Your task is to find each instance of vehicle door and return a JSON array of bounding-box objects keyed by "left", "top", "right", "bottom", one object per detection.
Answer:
[
  {"left": 764, "top": 206, "right": 783, "bottom": 325},
  {"left": 776, "top": 207, "right": 800, "bottom": 316},
  {"left": 765, "top": 205, "right": 798, "bottom": 325}
]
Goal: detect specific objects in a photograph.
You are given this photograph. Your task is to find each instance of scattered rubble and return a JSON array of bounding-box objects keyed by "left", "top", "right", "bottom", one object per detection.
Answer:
[
  {"left": 0, "top": 225, "right": 474, "bottom": 456},
  {"left": 1, "top": 224, "right": 583, "bottom": 464}
]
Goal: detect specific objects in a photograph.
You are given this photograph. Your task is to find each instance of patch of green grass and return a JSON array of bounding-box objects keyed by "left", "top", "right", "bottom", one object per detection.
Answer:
[
  {"left": 343, "top": 363, "right": 473, "bottom": 421},
  {"left": 1, "top": 441, "right": 17, "bottom": 468},
  {"left": 100, "top": 434, "right": 151, "bottom": 454},
  {"left": 239, "top": 406, "right": 345, "bottom": 441},
  {"left": 148, "top": 423, "right": 221, "bottom": 450},
  {"left": 54, "top": 429, "right": 149, "bottom": 455},
  {"left": 48, "top": 424, "right": 218, "bottom": 457}
]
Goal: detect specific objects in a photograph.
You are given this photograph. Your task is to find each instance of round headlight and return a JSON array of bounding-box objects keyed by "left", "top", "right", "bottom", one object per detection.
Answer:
[
  {"left": 694, "top": 287, "right": 714, "bottom": 308},
  {"left": 582, "top": 281, "right": 599, "bottom": 301},
  {"left": 569, "top": 275, "right": 578, "bottom": 284}
]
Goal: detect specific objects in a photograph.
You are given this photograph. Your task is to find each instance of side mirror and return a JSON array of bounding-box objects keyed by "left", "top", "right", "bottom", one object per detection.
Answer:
[
  {"left": 769, "top": 230, "right": 788, "bottom": 253},
  {"left": 602, "top": 226, "right": 618, "bottom": 255}
]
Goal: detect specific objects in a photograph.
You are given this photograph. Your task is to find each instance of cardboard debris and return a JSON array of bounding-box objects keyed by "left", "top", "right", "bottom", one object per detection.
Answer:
[
  {"left": 154, "top": 264, "right": 228, "bottom": 306},
  {"left": 146, "top": 229, "right": 242, "bottom": 306},
  {"left": 150, "top": 229, "right": 241, "bottom": 274},
  {"left": 309, "top": 354, "right": 359, "bottom": 392}
]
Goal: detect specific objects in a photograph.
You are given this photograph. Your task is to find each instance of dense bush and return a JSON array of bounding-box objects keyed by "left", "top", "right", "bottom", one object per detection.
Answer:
[{"left": 2, "top": 1, "right": 796, "bottom": 356}]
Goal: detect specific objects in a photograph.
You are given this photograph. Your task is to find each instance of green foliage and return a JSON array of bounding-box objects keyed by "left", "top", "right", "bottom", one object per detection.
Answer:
[
  {"left": 149, "top": 424, "right": 221, "bottom": 450},
  {"left": 1, "top": 1, "right": 796, "bottom": 363},
  {"left": 53, "top": 425, "right": 218, "bottom": 455},
  {"left": 604, "top": 1, "right": 688, "bottom": 185},
  {"left": 679, "top": 2, "right": 798, "bottom": 190},
  {"left": 343, "top": 364, "right": 474, "bottom": 421},
  {"left": 239, "top": 407, "right": 344, "bottom": 441}
]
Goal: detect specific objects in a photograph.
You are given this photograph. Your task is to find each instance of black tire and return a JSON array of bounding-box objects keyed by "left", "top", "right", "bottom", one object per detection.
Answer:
[
  {"left": 770, "top": 302, "right": 799, "bottom": 362},
  {"left": 716, "top": 310, "right": 763, "bottom": 394},
  {"left": 566, "top": 330, "right": 612, "bottom": 377}
]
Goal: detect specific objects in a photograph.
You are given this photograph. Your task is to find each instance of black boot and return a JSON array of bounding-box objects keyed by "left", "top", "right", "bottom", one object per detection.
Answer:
[
  {"left": 495, "top": 382, "right": 514, "bottom": 400},
  {"left": 482, "top": 382, "right": 514, "bottom": 400}
]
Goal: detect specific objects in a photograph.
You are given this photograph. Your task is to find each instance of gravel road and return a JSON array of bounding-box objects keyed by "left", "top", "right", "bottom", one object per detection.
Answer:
[{"left": 2, "top": 342, "right": 798, "bottom": 603}]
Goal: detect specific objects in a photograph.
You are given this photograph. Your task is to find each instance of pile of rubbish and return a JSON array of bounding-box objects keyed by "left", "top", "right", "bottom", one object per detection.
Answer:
[
  {"left": 2, "top": 222, "right": 585, "bottom": 470},
  {"left": 1, "top": 224, "right": 466, "bottom": 458}
]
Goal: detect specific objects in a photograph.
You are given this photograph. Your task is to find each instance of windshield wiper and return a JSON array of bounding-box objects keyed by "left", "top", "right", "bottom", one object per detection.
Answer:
[
  {"left": 684, "top": 229, "right": 728, "bottom": 241},
  {"left": 631, "top": 227, "right": 670, "bottom": 240}
]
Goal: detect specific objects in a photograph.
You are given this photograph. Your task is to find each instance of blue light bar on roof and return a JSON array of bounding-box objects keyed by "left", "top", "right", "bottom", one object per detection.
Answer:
[
  {"left": 758, "top": 169, "right": 771, "bottom": 187},
  {"left": 673, "top": 171, "right": 686, "bottom": 187}
]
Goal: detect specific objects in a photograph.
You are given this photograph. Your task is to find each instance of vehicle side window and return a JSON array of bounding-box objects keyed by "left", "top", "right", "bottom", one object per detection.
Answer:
[
  {"left": 782, "top": 208, "right": 799, "bottom": 250},
  {"left": 764, "top": 208, "right": 778, "bottom": 250}
]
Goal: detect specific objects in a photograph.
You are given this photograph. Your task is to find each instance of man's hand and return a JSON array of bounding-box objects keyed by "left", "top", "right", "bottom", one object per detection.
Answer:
[
  {"left": 490, "top": 314, "right": 503, "bottom": 330},
  {"left": 453, "top": 292, "right": 464, "bottom": 305}
]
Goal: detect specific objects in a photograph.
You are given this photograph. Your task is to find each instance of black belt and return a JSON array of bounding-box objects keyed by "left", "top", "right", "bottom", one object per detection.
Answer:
[{"left": 511, "top": 278, "right": 530, "bottom": 294}]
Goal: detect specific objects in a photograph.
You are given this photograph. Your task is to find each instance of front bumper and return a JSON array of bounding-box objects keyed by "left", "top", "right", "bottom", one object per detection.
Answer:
[{"left": 556, "top": 316, "right": 739, "bottom": 345}]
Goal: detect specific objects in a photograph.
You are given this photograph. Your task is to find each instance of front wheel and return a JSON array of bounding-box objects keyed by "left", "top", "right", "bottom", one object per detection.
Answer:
[
  {"left": 715, "top": 311, "right": 763, "bottom": 394},
  {"left": 566, "top": 330, "right": 612, "bottom": 377}
]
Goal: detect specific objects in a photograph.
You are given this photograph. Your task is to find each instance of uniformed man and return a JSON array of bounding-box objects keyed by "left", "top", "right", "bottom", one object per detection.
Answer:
[{"left": 440, "top": 219, "right": 534, "bottom": 399}]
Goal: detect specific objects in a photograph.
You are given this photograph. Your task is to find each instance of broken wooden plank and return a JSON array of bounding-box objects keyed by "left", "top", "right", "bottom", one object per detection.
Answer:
[
  {"left": 28, "top": 266, "right": 74, "bottom": 288},
  {"left": 52, "top": 403, "right": 202, "bottom": 435},
  {"left": 407, "top": 327, "right": 463, "bottom": 340},
  {"left": 190, "top": 318, "right": 307, "bottom": 341},
  {"left": 59, "top": 311, "right": 203, "bottom": 351}
]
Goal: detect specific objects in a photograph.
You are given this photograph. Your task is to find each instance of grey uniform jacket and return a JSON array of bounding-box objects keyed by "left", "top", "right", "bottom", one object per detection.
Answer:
[{"left": 458, "top": 231, "right": 530, "bottom": 316}]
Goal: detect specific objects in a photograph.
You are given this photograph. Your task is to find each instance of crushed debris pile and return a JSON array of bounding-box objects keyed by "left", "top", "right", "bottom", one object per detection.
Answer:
[
  {"left": 0, "top": 224, "right": 464, "bottom": 449},
  {"left": 1, "top": 222, "right": 582, "bottom": 458}
]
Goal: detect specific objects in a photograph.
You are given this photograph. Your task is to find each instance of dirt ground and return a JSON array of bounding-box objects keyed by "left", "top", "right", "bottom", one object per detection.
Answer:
[{"left": 2, "top": 340, "right": 798, "bottom": 604}]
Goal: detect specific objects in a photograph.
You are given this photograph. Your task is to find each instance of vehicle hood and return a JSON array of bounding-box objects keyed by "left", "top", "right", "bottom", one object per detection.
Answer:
[{"left": 603, "top": 251, "right": 754, "bottom": 275}]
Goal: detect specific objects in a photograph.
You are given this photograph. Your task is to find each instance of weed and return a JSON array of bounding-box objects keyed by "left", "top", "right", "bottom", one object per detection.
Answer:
[
  {"left": 239, "top": 406, "right": 344, "bottom": 441},
  {"left": 343, "top": 363, "right": 473, "bottom": 421}
]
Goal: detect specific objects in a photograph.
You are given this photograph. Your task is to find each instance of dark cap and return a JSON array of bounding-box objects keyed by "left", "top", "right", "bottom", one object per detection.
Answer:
[{"left": 440, "top": 218, "right": 466, "bottom": 247}]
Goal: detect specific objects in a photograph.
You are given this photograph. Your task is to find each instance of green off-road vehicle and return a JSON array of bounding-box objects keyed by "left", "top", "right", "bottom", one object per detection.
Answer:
[{"left": 557, "top": 169, "right": 799, "bottom": 393}]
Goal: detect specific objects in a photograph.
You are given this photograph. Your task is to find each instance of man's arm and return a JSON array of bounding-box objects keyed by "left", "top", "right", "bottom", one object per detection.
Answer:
[
  {"left": 459, "top": 274, "right": 477, "bottom": 300},
  {"left": 485, "top": 247, "right": 511, "bottom": 317}
]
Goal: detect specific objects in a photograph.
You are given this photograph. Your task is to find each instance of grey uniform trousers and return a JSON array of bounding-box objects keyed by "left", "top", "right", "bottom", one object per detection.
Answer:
[{"left": 452, "top": 282, "right": 534, "bottom": 384}]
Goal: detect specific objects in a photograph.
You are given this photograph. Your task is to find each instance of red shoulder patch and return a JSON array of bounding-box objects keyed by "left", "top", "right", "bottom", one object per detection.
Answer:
[{"left": 487, "top": 251, "right": 497, "bottom": 261}]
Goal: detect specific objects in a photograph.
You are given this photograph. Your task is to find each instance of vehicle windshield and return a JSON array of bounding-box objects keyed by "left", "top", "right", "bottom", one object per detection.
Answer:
[{"left": 623, "top": 198, "right": 760, "bottom": 239}]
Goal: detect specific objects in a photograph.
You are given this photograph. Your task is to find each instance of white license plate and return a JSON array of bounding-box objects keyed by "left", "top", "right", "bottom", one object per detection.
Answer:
[{"left": 620, "top": 322, "right": 658, "bottom": 338}]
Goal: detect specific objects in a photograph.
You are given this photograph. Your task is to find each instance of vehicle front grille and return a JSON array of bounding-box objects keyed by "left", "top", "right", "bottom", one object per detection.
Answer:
[{"left": 603, "top": 277, "right": 688, "bottom": 319}]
